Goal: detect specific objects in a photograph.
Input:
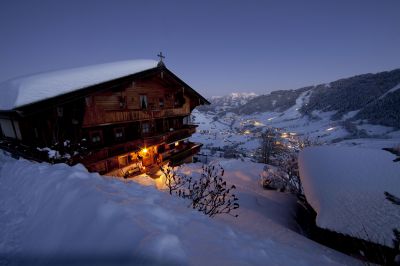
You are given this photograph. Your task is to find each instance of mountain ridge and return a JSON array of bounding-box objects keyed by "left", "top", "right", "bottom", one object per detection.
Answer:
[{"left": 201, "top": 68, "right": 400, "bottom": 128}]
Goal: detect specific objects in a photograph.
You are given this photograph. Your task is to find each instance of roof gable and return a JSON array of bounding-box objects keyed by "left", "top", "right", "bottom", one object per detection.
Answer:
[{"left": 0, "top": 60, "right": 158, "bottom": 110}]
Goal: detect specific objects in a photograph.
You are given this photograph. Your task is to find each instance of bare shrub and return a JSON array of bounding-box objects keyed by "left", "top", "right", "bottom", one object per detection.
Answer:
[
  {"left": 161, "top": 162, "right": 191, "bottom": 195},
  {"left": 160, "top": 163, "right": 239, "bottom": 217}
]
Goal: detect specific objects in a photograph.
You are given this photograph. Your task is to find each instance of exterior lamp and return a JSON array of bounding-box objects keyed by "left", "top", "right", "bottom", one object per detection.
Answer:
[{"left": 142, "top": 147, "right": 148, "bottom": 154}]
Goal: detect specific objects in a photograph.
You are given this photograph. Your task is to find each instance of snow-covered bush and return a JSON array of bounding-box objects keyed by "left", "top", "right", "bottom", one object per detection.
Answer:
[
  {"left": 279, "top": 153, "right": 302, "bottom": 194},
  {"left": 38, "top": 139, "right": 88, "bottom": 164},
  {"left": 257, "top": 131, "right": 308, "bottom": 195},
  {"left": 259, "top": 166, "right": 287, "bottom": 192},
  {"left": 260, "top": 163, "right": 301, "bottom": 194},
  {"left": 160, "top": 163, "right": 239, "bottom": 217}
]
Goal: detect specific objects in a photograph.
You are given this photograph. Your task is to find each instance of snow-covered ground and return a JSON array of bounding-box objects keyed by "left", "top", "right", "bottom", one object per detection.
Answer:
[
  {"left": 1, "top": 88, "right": 398, "bottom": 265},
  {"left": 299, "top": 146, "right": 400, "bottom": 247},
  {"left": 0, "top": 152, "right": 359, "bottom": 265},
  {"left": 190, "top": 96, "right": 400, "bottom": 157}
]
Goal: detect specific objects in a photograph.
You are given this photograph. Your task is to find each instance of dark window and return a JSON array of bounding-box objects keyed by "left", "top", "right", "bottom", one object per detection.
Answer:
[
  {"left": 140, "top": 95, "right": 148, "bottom": 109},
  {"left": 57, "top": 107, "right": 63, "bottom": 117},
  {"left": 174, "top": 92, "right": 185, "bottom": 107},
  {"left": 85, "top": 97, "right": 92, "bottom": 107},
  {"left": 159, "top": 98, "right": 164, "bottom": 108},
  {"left": 118, "top": 96, "right": 127, "bottom": 109},
  {"left": 142, "top": 123, "right": 150, "bottom": 134},
  {"left": 89, "top": 130, "right": 103, "bottom": 144},
  {"left": 114, "top": 127, "right": 125, "bottom": 141},
  {"left": 158, "top": 144, "right": 165, "bottom": 153}
]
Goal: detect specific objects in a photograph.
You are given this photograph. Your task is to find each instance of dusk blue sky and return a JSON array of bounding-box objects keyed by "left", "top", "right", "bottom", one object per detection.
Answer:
[{"left": 0, "top": 0, "right": 399, "bottom": 97}]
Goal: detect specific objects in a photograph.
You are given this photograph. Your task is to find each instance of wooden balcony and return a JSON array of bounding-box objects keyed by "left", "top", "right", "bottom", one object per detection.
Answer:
[
  {"left": 82, "top": 104, "right": 191, "bottom": 127},
  {"left": 78, "top": 125, "right": 198, "bottom": 166},
  {"left": 168, "top": 143, "right": 203, "bottom": 166}
]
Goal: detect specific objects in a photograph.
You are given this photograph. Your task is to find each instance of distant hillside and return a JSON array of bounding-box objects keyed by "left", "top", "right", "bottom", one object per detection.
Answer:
[
  {"left": 235, "top": 87, "right": 310, "bottom": 114},
  {"left": 300, "top": 69, "right": 400, "bottom": 123},
  {"left": 197, "top": 92, "right": 257, "bottom": 112},
  {"left": 233, "top": 68, "right": 400, "bottom": 128}
]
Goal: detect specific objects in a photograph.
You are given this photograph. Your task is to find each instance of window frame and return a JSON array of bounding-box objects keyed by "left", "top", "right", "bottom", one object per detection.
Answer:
[
  {"left": 140, "top": 94, "right": 148, "bottom": 110},
  {"left": 89, "top": 130, "right": 103, "bottom": 145},
  {"left": 113, "top": 127, "right": 125, "bottom": 141},
  {"left": 142, "top": 122, "right": 150, "bottom": 134}
]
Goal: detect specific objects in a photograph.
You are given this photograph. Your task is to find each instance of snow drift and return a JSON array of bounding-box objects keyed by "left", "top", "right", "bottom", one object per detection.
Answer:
[
  {"left": 0, "top": 153, "right": 358, "bottom": 265},
  {"left": 299, "top": 146, "right": 400, "bottom": 247}
]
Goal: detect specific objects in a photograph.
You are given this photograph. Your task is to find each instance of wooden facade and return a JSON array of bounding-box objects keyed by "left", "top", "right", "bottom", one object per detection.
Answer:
[{"left": 0, "top": 63, "right": 209, "bottom": 176}]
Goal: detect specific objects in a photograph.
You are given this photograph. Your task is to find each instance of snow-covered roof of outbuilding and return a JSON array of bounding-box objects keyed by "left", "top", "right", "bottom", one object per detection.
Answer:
[
  {"left": 299, "top": 146, "right": 400, "bottom": 247},
  {"left": 0, "top": 59, "right": 158, "bottom": 110}
]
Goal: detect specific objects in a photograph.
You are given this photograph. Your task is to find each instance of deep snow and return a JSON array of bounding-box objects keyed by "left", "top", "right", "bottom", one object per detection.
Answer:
[
  {"left": 299, "top": 146, "right": 400, "bottom": 247},
  {"left": 0, "top": 153, "right": 359, "bottom": 265}
]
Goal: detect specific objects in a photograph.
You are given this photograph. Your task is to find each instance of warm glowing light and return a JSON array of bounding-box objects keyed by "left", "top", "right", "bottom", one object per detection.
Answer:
[
  {"left": 326, "top": 127, "right": 335, "bottom": 131},
  {"left": 253, "top": 121, "right": 264, "bottom": 126},
  {"left": 244, "top": 130, "right": 251, "bottom": 134},
  {"left": 175, "top": 142, "right": 179, "bottom": 146},
  {"left": 289, "top": 132, "right": 297, "bottom": 136},
  {"left": 281, "top": 133, "right": 289, "bottom": 138},
  {"left": 142, "top": 147, "right": 148, "bottom": 153}
]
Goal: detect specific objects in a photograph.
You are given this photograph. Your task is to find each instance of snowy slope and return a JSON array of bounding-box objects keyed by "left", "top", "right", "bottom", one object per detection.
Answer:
[
  {"left": 0, "top": 59, "right": 157, "bottom": 110},
  {"left": 378, "top": 82, "right": 400, "bottom": 100},
  {"left": 298, "top": 146, "right": 400, "bottom": 247},
  {"left": 0, "top": 153, "right": 359, "bottom": 265},
  {"left": 191, "top": 86, "right": 400, "bottom": 156}
]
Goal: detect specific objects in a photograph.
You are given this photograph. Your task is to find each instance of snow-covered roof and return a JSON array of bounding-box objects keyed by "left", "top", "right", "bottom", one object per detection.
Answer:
[
  {"left": 299, "top": 146, "right": 400, "bottom": 247},
  {"left": 0, "top": 59, "right": 158, "bottom": 110}
]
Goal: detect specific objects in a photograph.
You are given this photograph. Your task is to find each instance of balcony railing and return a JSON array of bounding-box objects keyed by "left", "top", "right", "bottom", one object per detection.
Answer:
[
  {"left": 168, "top": 143, "right": 203, "bottom": 166},
  {"left": 83, "top": 105, "right": 190, "bottom": 127},
  {"left": 79, "top": 125, "right": 198, "bottom": 165}
]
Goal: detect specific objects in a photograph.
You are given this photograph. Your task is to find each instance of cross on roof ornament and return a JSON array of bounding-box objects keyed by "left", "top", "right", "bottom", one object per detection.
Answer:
[
  {"left": 157, "top": 52, "right": 166, "bottom": 67},
  {"left": 157, "top": 52, "right": 165, "bottom": 62}
]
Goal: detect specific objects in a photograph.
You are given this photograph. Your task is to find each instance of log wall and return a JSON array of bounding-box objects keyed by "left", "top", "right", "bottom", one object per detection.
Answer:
[{"left": 82, "top": 77, "right": 191, "bottom": 127}]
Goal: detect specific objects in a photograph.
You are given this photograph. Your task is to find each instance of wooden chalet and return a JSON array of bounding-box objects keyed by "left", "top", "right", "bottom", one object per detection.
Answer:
[{"left": 0, "top": 58, "right": 209, "bottom": 176}]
